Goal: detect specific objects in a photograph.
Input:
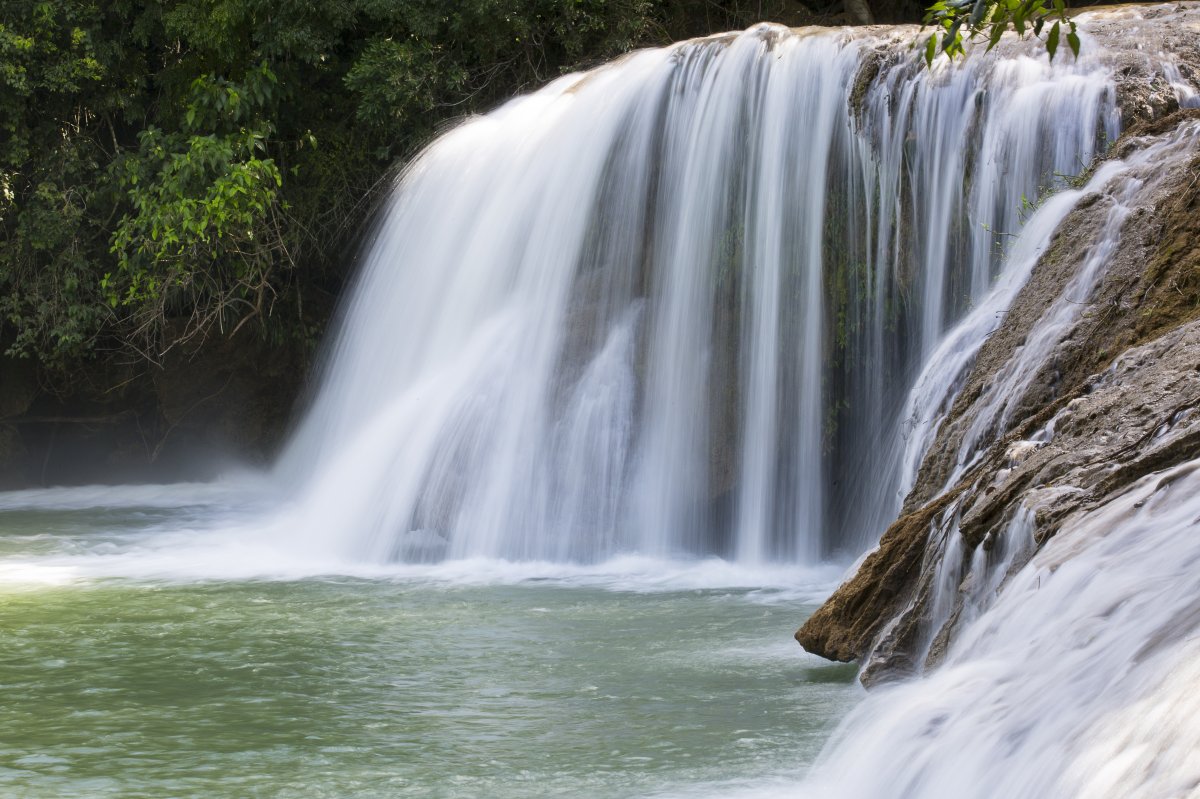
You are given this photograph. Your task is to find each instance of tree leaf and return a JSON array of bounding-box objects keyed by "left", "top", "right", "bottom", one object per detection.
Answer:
[{"left": 987, "top": 21, "right": 1005, "bottom": 49}]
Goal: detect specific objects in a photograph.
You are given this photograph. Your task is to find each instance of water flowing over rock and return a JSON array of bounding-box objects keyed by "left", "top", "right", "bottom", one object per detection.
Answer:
[
  {"left": 274, "top": 16, "right": 1175, "bottom": 566},
  {"left": 801, "top": 457, "right": 1200, "bottom": 798},
  {"left": 797, "top": 111, "right": 1200, "bottom": 680}
]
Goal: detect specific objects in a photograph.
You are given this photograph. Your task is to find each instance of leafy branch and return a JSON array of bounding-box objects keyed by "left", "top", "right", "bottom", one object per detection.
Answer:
[{"left": 921, "top": 0, "right": 1080, "bottom": 67}]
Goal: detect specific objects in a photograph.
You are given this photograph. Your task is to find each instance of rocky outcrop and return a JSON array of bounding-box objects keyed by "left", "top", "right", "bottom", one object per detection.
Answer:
[{"left": 799, "top": 104, "right": 1200, "bottom": 684}]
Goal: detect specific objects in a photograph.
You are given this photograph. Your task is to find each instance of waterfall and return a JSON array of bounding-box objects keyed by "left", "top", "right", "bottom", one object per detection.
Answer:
[
  {"left": 801, "top": 459, "right": 1200, "bottom": 798},
  {"left": 278, "top": 25, "right": 1119, "bottom": 565}
]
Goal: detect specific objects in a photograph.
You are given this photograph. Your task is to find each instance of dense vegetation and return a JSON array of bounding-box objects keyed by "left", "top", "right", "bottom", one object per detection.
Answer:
[
  {"left": 1, "top": 0, "right": 1077, "bottom": 373},
  {"left": 1, "top": 0, "right": 839, "bottom": 370}
]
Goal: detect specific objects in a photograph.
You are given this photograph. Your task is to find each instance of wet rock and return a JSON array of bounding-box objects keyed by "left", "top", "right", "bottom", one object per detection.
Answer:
[
  {"left": 796, "top": 487, "right": 961, "bottom": 663},
  {"left": 799, "top": 100, "right": 1200, "bottom": 683}
]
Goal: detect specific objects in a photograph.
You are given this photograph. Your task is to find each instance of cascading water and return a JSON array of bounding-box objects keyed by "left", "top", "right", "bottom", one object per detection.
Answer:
[
  {"left": 895, "top": 115, "right": 1200, "bottom": 501},
  {"left": 278, "top": 25, "right": 1120, "bottom": 566},
  {"left": 4, "top": 8, "right": 1200, "bottom": 798},
  {"left": 798, "top": 459, "right": 1200, "bottom": 799}
]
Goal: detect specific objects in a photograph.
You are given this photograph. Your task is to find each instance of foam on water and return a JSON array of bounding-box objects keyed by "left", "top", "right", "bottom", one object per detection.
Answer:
[{"left": 0, "top": 492, "right": 845, "bottom": 598}]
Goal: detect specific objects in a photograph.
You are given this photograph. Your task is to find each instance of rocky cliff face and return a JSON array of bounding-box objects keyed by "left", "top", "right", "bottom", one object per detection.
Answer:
[{"left": 798, "top": 59, "right": 1200, "bottom": 685}]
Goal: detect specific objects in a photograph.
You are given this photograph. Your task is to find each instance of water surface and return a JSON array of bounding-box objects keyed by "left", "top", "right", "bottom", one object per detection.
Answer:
[{"left": 0, "top": 494, "right": 858, "bottom": 799}]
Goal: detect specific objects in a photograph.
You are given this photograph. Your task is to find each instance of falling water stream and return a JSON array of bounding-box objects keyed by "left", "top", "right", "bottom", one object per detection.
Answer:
[
  {"left": 2, "top": 10, "right": 1199, "bottom": 798},
  {"left": 278, "top": 24, "right": 1116, "bottom": 565}
]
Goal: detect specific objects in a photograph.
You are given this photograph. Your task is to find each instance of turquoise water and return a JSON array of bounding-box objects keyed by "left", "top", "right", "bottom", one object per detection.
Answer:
[{"left": 0, "top": 495, "right": 859, "bottom": 798}]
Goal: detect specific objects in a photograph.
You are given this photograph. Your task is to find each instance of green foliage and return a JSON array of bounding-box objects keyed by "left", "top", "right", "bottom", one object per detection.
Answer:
[
  {"left": 4, "top": 0, "right": 760, "bottom": 367},
  {"left": 106, "top": 64, "right": 289, "bottom": 351},
  {"left": 920, "top": 0, "right": 1079, "bottom": 67},
  {"left": 1, "top": 2, "right": 134, "bottom": 361}
]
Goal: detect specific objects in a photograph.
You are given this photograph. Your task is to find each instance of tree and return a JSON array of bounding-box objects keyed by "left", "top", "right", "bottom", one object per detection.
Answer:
[{"left": 0, "top": 0, "right": 680, "bottom": 365}]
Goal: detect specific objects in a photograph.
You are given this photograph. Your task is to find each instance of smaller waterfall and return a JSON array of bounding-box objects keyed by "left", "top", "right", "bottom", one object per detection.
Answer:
[
  {"left": 948, "top": 121, "right": 1200, "bottom": 486},
  {"left": 802, "top": 458, "right": 1200, "bottom": 798},
  {"left": 896, "top": 119, "right": 1200, "bottom": 501},
  {"left": 892, "top": 183, "right": 1082, "bottom": 501}
]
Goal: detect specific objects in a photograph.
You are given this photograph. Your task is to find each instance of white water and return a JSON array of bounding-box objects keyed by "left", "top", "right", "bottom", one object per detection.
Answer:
[
  {"left": 3, "top": 10, "right": 1200, "bottom": 798},
  {"left": 952, "top": 121, "right": 1200, "bottom": 479},
  {"left": 896, "top": 118, "right": 1200, "bottom": 499},
  {"left": 796, "top": 459, "right": 1200, "bottom": 799},
  {"left": 893, "top": 183, "right": 1081, "bottom": 500},
  {"left": 277, "top": 25, "right": 1122, "bottom": 566}
]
